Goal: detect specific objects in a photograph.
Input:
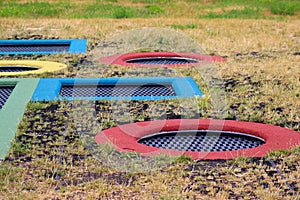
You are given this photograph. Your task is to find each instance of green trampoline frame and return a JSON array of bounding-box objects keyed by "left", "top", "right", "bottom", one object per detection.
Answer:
[{"left": 0, "top": 78, "right": 39, "bottom": 159}]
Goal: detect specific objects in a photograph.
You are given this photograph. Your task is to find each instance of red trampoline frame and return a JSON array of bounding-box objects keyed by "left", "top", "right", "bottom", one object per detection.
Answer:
[
  {"left": 95, "top": 119, "right": 300, "bottom": 160},
  {"left": 99, "top": 52, "right": 226, "bottom": 67}
]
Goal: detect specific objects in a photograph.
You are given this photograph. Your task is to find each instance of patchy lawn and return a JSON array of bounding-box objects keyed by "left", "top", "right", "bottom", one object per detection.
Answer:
[{"left": 0, "top": 17, "right": 299, "bottom": 199}]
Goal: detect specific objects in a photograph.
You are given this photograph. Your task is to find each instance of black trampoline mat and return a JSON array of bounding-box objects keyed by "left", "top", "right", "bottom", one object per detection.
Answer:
[
  {"left": 138, "top": 130, "right": 265, "bottom": 152},
  {"left": 125, "top": 57, "right": 199, "bottom": 65},
  {"left": 0, "top": 43, "right": 70, "bottom": 53},
  {"left": 59, "top": 84, "right": 176, "bottom": 97},
  {"left": 0, "top": 66, "right": 39, "bottom": 72},
  {"left": 0, "top": 85, "right": 15, "bottom": 109}
]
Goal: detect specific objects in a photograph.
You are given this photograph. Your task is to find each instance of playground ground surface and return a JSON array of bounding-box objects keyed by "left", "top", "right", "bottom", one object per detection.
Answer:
[{"left": 0, "top": 1, "right": 300, "bottom": 199}]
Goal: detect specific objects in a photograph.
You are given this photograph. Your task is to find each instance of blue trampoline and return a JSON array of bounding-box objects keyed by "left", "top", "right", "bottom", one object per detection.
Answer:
[
  {"left": 31, "top": 77, "right": 203, "bottom": 101},
  {"left": 0, "top": 39, "right": 87, "bottom": 54}
]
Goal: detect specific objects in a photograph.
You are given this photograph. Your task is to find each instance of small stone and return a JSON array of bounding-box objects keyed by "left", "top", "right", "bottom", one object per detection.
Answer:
[
  {"left": 251, "top": 51, "right": 259, "bottom": 56},
  {"left": 293, "top": 52, "right": 300, "bottom": 55},
  {"left": 234, "top": 168, "right": 242, "bottom": 173}
]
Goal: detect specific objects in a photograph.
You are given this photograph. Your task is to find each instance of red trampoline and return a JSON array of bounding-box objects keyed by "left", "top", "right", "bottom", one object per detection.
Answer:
[
  {"left": 95, "top": 119, "right": 300, "bottom": 160},
  {"left": 99, "top": 52, "right": 226, "bottom": 67}
]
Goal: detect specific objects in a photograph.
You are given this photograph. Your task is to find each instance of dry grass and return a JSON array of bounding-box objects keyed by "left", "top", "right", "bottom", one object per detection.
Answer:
[
  {"left": 0, "top": 17, "right": 299, "bottom": 199},
  {"left": 1, "top": 18, "right": 299, "bottom": 53}
]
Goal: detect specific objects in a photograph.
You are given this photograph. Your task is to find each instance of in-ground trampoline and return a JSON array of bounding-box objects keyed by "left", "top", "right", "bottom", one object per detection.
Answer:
[
  {"left": 0, "top": 39, "right": 87, "bottom": 54},
  {"left": 95, "top": 119, "right": 300, "bottom": 160},
  {"left": 99, "top": 52, "right": 226, "bottom": 67},
  {"left": 0, "top": 61, "right": 67, "bottom": 76},
  {"left": 0, "top": 78, "right": 39, "bottom": 159},
  {"left": 31, "top": 77, "right": 202, "bottom": 101}
]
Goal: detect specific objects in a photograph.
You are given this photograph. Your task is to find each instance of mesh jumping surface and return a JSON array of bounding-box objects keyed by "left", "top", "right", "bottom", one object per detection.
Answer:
[
  {"left": 125, "top": 57, "right": 199, "bottom": 65},
  {"left": 60, "top": 84, "right": 176, "bottom": 97},
  {"left": 0, "top": 66, "right": 38, "bottom": 72},
  {"left": 0, "top": 44, "right": 70, "bottom": 53},
  {"left": 138, "top": 130, "right": 265, "bottom": 152},
  {"left": 0, "top": 86, "right": 14, "bottom": 109}
]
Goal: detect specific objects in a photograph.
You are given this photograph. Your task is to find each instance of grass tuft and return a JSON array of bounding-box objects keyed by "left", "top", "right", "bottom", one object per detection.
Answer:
[
  {"left": 112, "top": 7, "right": 133, "bottom": 19},
  {"left": 269, "top": 1, "right": 298, "bottom": 16},
  {"left": 200, "top": 7, "right": 262, "bottom": 19},
  {"left": 171, "top": 23, "right": 198, "bottom": 29},
  {"left": 0, "top": 0, "right": 299, "bottom": 19}
]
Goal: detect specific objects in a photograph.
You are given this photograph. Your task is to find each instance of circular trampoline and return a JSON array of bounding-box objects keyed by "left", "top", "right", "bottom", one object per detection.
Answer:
[
  {"left": 95, "top": 119, "right": 300, "bottom": 160},
  {"left": 0, "top": 60, "right": 67, "bottom": 76},
  {"left": 99, "top": 52, "right": 226, "bottom": 67}
]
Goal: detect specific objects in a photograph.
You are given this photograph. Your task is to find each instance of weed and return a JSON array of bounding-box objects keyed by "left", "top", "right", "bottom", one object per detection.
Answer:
[
  {"left": 145, "top": 5, "right": 164, "bottom": 15},
  {"left": 112, "top": 7, "right": 133, "bottom": 19},
  {"left": 268, "top": 149, "right": 292, "bottom": 158},
  {"left": 26, "top": 102, "right": 50, "bottom": 110},
  {"left": 117, "top": 151, "right": 141, "bottom": 159},
  {"left": 22, "top": 182, "right": 37, "bottom": 191},
  {"left": 234, "top": 156, "right": 252, "bottom": 164},
  {"left": 9, "top": 140, "right": 29, "bottom": 155},
  {"left": 171, "top": 24, "right": 198, "bottom": 29},
  {"left": 173, "top": 155, "right": 194, "bottom": 163},
  {"left": 64, "top": 25, "right": 71, "bottom": 30},
  {"left": 0, "top": 163, "right": 22, "bottom": 191}
]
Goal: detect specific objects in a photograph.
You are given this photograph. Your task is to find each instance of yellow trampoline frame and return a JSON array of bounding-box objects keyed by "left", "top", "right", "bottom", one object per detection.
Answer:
[{"left": 0, "top": 60, "right": 67, "bottom": 76}]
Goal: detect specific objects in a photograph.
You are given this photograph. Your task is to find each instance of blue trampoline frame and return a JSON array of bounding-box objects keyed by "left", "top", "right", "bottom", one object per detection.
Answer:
[
  {"left": 31, "top": 77, "right": 203, "bottom": 101},
  {"left": 0, "top": 39, "right": 87, "bottom": 54}
]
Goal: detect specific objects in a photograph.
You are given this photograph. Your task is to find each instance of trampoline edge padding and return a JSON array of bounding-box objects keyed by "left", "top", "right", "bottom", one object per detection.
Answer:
[
  {"left": 0, "top": 78, "right": 40, "bottom": 159},
  {"left": 99, "top": 52, "right": 227, "bottom": 67},
  {"left": 68, "top": 39, "right": 87, "bottom": 54},
  {"left": 31, "top": 77, "right": 202, "bottom": 101},
  {"left": 0, "top": 60, "right": 67, "bottom": 76},
  {"left": 95, "top": 119, "right": 300, "bottom": 160}
]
